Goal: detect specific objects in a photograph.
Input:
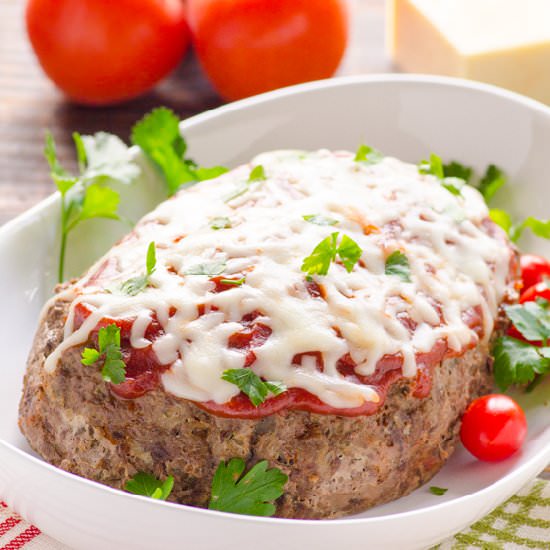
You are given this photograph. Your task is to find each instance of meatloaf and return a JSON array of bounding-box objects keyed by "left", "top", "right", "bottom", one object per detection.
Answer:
[{"left": 19, "top": 149, "right": 517, "bottom": 519}]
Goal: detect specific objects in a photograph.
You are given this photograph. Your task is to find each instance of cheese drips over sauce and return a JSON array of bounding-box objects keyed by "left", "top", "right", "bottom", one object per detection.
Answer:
[{"left": 44, "top": 150, "right": 513, "bottom": 410}]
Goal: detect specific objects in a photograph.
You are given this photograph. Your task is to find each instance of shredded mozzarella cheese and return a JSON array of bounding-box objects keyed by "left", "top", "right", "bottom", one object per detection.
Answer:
[{"left": 43, "top": 150, "right": 513, "bottom": 409}]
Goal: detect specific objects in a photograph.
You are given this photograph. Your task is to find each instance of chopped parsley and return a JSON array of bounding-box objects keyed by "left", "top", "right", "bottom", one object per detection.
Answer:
[
  {"left": 354, "top": 144, "right": 384, "bottom": 165},
  {"left": 429, "top": 486, "right": 448, "bottom": 496},
  {"left": 493, "top": 299, "right": 550, "bottom": 390},
  {"left": 224, "top": 164, "right": 267, "bottom": 202},
  {"left": 222, "top": 368, "right": 286, "bottom": 407},
  {"left": 45, "top": 131, "right": 140, "bottom": 282},
  {"left": 210, "top": 216, "right": 232, "bottom": 230},
  {"left": 248, "top": 165, "right": 267, "bottom": 182},
  {"left": 419, "top": 153, "right": 445, "bottom": 179},
  {"left": 125, "top": 472, "right": 174, "bottom": 501},
  {"left": 119, "top": 242, "right": 156, "bottom": 296},
  {"left": 184, "top": 261, "right": 227, "bottom": 276},
  {"left": 301, "top": 232, "right": 362, "bottom": 276},
  {"left": 209, "top": 459, "right": 288, "bottom": 516},
  {"left": 81, "top": 324, "right": 126, "bottom": 384},
  {"left": 384, "top": 250, "right": 412, "bottom": 282},
  {"left": 302, "top": 214, "right": 339, "bottom": 226},
  {"left": 419, "top": 153, "right": 465, "bottom": 196},
  {"left": 131, "top": 107, "right": 228, "bottom": 196},
  {"left": 219, "top": 277, "right": 246, "bottom": 287}
]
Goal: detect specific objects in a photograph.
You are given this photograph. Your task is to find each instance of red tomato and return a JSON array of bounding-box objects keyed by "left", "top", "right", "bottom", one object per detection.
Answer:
[
  {"left": 187, "top": 0, "right": 348, "bottom": 101},
  {"left": 26, "top": 0, "right": 190, "bottom": 105},
  {"left": 520, "top": 254, "right": 550, "bottom": 292},
  {"left": 520, "top": 279, "right": 550, "bottom": 304},
  {"left": 460, "top": 395, "right": 527, "bottom": 462}
]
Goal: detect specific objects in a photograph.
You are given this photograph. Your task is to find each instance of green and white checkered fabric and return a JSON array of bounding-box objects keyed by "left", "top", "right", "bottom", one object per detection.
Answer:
[{"left": 437, "top": 478, "right": 550, "bottom": 549}]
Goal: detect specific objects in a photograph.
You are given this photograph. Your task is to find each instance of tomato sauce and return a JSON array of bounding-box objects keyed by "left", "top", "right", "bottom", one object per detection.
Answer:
[{"left": 73, "top": 297, "right": 483, "bottom": 417}]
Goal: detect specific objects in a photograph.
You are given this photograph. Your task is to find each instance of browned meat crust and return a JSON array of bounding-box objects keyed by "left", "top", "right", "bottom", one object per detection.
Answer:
[{"left": 18, "top": 297, "right": 496, "bottom": 519}]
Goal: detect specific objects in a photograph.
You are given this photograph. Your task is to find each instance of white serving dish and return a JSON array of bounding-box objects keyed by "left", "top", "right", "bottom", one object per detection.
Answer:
[{"left": 1, "top": 75, "right": 549, "bottom": 550}]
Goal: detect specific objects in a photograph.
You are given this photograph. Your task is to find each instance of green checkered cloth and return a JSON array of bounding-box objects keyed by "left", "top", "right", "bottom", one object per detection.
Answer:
[{"left": 437, "top": 478, "right": 550, "bottom": 549}]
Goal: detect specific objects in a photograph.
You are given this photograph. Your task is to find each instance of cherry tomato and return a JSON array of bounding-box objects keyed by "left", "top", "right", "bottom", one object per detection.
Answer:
[
  {"left": 460, "top": 394, "right": 527, "bottom": 462},
  {"left": 26, "top": 0, "right": 190, "bottom": 105},
  {"left": 187, "top": 0, "right": 348, "bottom": 101},
  {"left": 520, "top": 254, "right": 550, "bottom": 292},
  {"left": 520, "top": 279, "right": 550, "bottom": 304}
]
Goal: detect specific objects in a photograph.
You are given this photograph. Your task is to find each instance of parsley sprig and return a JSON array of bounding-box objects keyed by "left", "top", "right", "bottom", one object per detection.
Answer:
[
  {"left": 81, "top": 324, "right": 126, "bottom": 384},
  {"left": 425, "top": 157, "right": 550, "bottom": 243},
  {"left": 131, "top": 107, "right": 228, "bottom": 196},
  {"left": 125, "top": 472, "right": 174, "bottom": 501},
  {"left": 222, "top": 368, "right": 286, "bottom": 406},
  {"left": 119, "top": 241, "right": 157, "bottom": 296},
  {"left": 209, "top": 459, "right": 288, "bottom": 516},
  {"left": 301, "top": 232, "right": 362, "bottom": 276},
  {"left": 45, "top": 132, "right": 139, "bottom": 282},
  {"left": 493, "top": 299, "right": 550, "bottom": 390},
  {"left": 419, "top": 153, "right": 465, "bottom": 196}
]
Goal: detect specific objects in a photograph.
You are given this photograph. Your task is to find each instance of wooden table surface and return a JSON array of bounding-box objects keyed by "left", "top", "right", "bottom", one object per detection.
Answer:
[{"left": 0, "top": 0, "right": 390, "bottom": 225}]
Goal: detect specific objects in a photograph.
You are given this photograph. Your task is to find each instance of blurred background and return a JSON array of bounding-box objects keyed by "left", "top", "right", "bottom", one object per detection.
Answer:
[{"left": 1, "top": 0, "right": 549, "bottom": 224}]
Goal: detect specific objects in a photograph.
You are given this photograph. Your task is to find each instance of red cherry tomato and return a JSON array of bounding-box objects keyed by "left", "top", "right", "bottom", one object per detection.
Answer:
[
  {"left": 26, "top": 0, "right": 190, "bottom": 105},
  {"left": 520, "top": 254, "right": 550, "bottom": 292},
  {"left": 460, "top": 394, "right": 527, "bottom": 462},
  {"left": 187, "top": 0, "right": 348, "bottom": 101},
  {"left": 520, "top": 279, "right": 550, "bottom": 304}
]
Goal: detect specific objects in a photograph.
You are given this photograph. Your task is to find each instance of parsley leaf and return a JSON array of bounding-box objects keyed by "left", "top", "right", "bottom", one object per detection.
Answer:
[
  {"left": 45, "top": 131, "right": 139, "bottom": 282},
  {"left": 209, "top": 459, "right": 288, "bottom": 516},
  {"left": 131, "top": 107, "right": 228, "bottom": 196},
  {"left": 524, "top": 217, "right": 550, "bottom": 239},
  {"left": 81, "top": 347, "right": 100, "bottom": 365},
  {"left": 185, "top": 261, "right": 226, "bottom": 276},
  {"left": 489, "top": 208, "right": 513, "bottom": 235},
  {"left": 385, "top": 250, "right": 412, "bottom": 282},
  {"left": 302, "top": 214, "right": 339, "bottom": 226},
  {"left": 354, "top": 144, "right": 383, "bottom": 165},
  {"left": 337, "top": 234, "right": 363, "bottom": 272},
  {"left": 120, "top": 242, "right": 157, "bottom": 296},
  {"left": 429, "top": 486, "right": 448, "bottom": 496},
  {"left": 301, "top": 233, "right": 362, "bottom": 276},
  {"left": 248, "top": 165, "right": 266, "bottom": 182},
  {"left": 222, "top": 369, "right": 286, "bottom": 407},
  {"left": 419, "top": 153, "right": 445, "bottom": 179},
  {"left": 301, "top": 233, "right": 338, "bottom": 276},
  {"left": 441, "top": 177, "right": 465, "bottom": 196},
  {"left": 443, "top": 161, "right": 473, "bottom": 183},
  {"left": 75, "top": 184, "right": 120, "bottom": 224},
  {"left": 125, "top": 472, "right": 174, "bottom": 501},
  {"left": 504, "top": 301, "right": 550, "bottom": 345},
  {"left": 492, "top": 336, "right": 550, "bottom": 391},
  {"left": 81, "top": 324, "right": 126, "bottom": 385},
  {"left": 210, "top": 217, "right": 232, "bottom": 230},
  {"left": 478, "top": 165, "right": 506, "bottom": 204},
  {"left": 490, "top": 209, "right": 550, "bottom": 243}
]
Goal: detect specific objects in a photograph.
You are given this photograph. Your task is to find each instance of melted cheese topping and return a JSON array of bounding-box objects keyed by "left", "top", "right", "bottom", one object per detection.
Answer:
[{"left": 44, "top": 150, "right": 513, "bottom": 409}]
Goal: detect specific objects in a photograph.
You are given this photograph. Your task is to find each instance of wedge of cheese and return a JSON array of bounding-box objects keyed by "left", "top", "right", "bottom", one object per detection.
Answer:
[{"left": 388, "top": 0, "right": 550, "bottom": 104}]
